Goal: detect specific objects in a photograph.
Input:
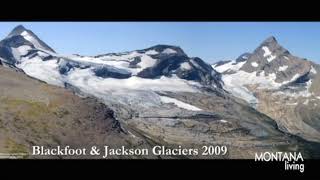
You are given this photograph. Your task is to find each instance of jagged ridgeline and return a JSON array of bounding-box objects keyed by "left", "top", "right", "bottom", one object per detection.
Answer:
[{"left": 0, "top": 25, "right": 319, "bottom": 159}]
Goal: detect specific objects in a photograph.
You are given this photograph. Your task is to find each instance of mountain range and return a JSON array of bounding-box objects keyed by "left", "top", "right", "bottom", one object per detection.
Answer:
[{"left": 0, "top": 25, "right": 319, "bottom": 159}]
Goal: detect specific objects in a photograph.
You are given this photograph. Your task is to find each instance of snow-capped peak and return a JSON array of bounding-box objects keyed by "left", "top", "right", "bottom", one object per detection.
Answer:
[
  {"left": 5, "top": 25, "right": 55, "bottom": 53},
  {"left": 257, "top": 36, "right": 290, "bottom": 58},
  {"left": 141, "top": 44, "right": 186, "bottom": 56},
  {"left": 7, "top": 25, "right": 28, "bottom": 38},
  {"left": 256, "top": 37, "right": 281, "bottom": 63}
]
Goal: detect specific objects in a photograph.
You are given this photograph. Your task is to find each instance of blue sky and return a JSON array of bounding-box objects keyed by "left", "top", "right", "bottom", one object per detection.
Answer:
[{"left": 0, "top": 22, "right": 320, "bottom": 63}]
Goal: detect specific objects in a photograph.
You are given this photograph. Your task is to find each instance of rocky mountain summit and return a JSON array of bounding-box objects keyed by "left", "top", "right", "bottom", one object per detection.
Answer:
[{"left": 213, "top": 36, "right": 320, "bottom": 143}]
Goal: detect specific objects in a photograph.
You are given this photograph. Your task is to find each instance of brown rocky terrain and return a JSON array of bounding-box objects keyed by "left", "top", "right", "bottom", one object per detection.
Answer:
[
  {"left": 0, "top": 65, "right": 154, "bottom": 159},
  {"left": 124, "top": 90, "right": 319, "bottom": 159}
]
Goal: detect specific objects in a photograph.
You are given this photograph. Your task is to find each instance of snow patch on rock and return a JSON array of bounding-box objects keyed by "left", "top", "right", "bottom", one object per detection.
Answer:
[
  {"left": 213, "top": 61, "right": 246, "bottom": 73},
  {"left": 180, "top": 62, "right": 192, "bottom": 70},
  {"left": 310, "top": 66, "right": 317, "bottom": 74},
  {"left": 145, "top": 49, "right": 158, "bottom": 55},
  {"left": 11, "top": 45, "right": 32, "bottom": 60},
  {"left": 221, "top": 70, "right": 303, "bottom": 106},
  {"left": 17, "top": 56, "right": 63, "bottom": 86},
  {"left": 262, "top": 46, "right": 272, "bottom": 57},
  {"left": 278, "top": 65, "right": 288, "bottom": 71},
  {"left": 162, "top": 48, "right": 177, "bottom": 54},
  {"left": 20, "top": 31, "right": 43, "bottom": 50},
  {"left": 251, "top": 62, "right": 259, "bottom": 67},
  {"left": 64, "top": 51, "right": 157, "bottom": 75},
  {"left": 275, "top": 79, "right": 313, "bottom": 98},
  {"left": 159, "top": 96, "right": 202, "bottom": 111},
  {"left": 262, "top": 46, "right": 276, "bottom": 62},
  {"left": 66, "top": 68, "right": 199, "bottom": 93}
]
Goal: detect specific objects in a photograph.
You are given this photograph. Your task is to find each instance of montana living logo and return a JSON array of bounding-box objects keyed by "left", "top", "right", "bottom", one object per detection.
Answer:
[{"left": 255, "top": 152, "right": 304, "bottom": 173}]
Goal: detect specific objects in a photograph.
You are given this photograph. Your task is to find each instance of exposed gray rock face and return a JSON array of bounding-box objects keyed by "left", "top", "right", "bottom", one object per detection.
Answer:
[
  {"left": 213, "top": 60, "right": 232, "bottom": 67},
  {"left": 59, "top": 59, "right": 132, "bottom": 79},
  {"left": 240, "top": 36, "right": 311, "bottom": 84},
  {"left": 7, "top": 25, "right": 55, "bottom": 53},
  {"left": 236, "top": 53, "right": 251, "bottom": 62},
  {"left": 93, "top": 66, "right": 132, "bottom": 79},
  {"left": 0, "top": 25, "right": 55, "bottom": 65},
  {"left": 135, "top": 45, "right": 222, "bottom": 87}
]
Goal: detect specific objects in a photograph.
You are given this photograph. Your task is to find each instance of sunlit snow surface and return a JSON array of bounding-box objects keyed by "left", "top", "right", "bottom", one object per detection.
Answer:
[
  {"left": 66, "top": 67, "right": 199, "bottom": 92},
  {"left": 62, "top": 51, "right": 157, "bottom": 76},
  {"left": 17, "top": 57, "right": 64, "bottom": 86},
  {"left": 221, "top": 70, "right": 304, "bottom": 104},
  {"left": 21, "top": 31, "right": 45, "bottom": 50},
  {"left": 11, "top": 45, "right": 32, "bottom": 60},
  {"left": 162, "top": 48, "right": 177, "bottom": 54},
  {"left": 180, "top": 62, "right": 192, "bottom": 70},
  {"left": 251, "top": 62, "right": 259, "bottom": 67},
  {"left": 278, "top": 65, "right": 288, "bottom": 71},
  {"left": 262, "top": 46, "right": 276, "bottom": 62},
  {"left": 311, "top": 66, "right": 317, "bottom": 74},
  {"left": 212, "top": 56, "right": 310, "bottom": 107},
  {"left": 213, "top": 61, "right": 246, "bottom": 73},
  {"left": 62, "top": 67, "right": 203, "bottom": 112},
  {"left": 274, "top": 79, "right": 314, "bottom": 98},
  {"left": 13, "top": 45, "right": 206, "bottom": 112}
]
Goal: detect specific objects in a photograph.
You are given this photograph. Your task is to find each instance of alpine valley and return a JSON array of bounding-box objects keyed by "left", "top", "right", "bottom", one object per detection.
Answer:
[{"left": 0, "top": 25, "right": 319, "bottom": 159}]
